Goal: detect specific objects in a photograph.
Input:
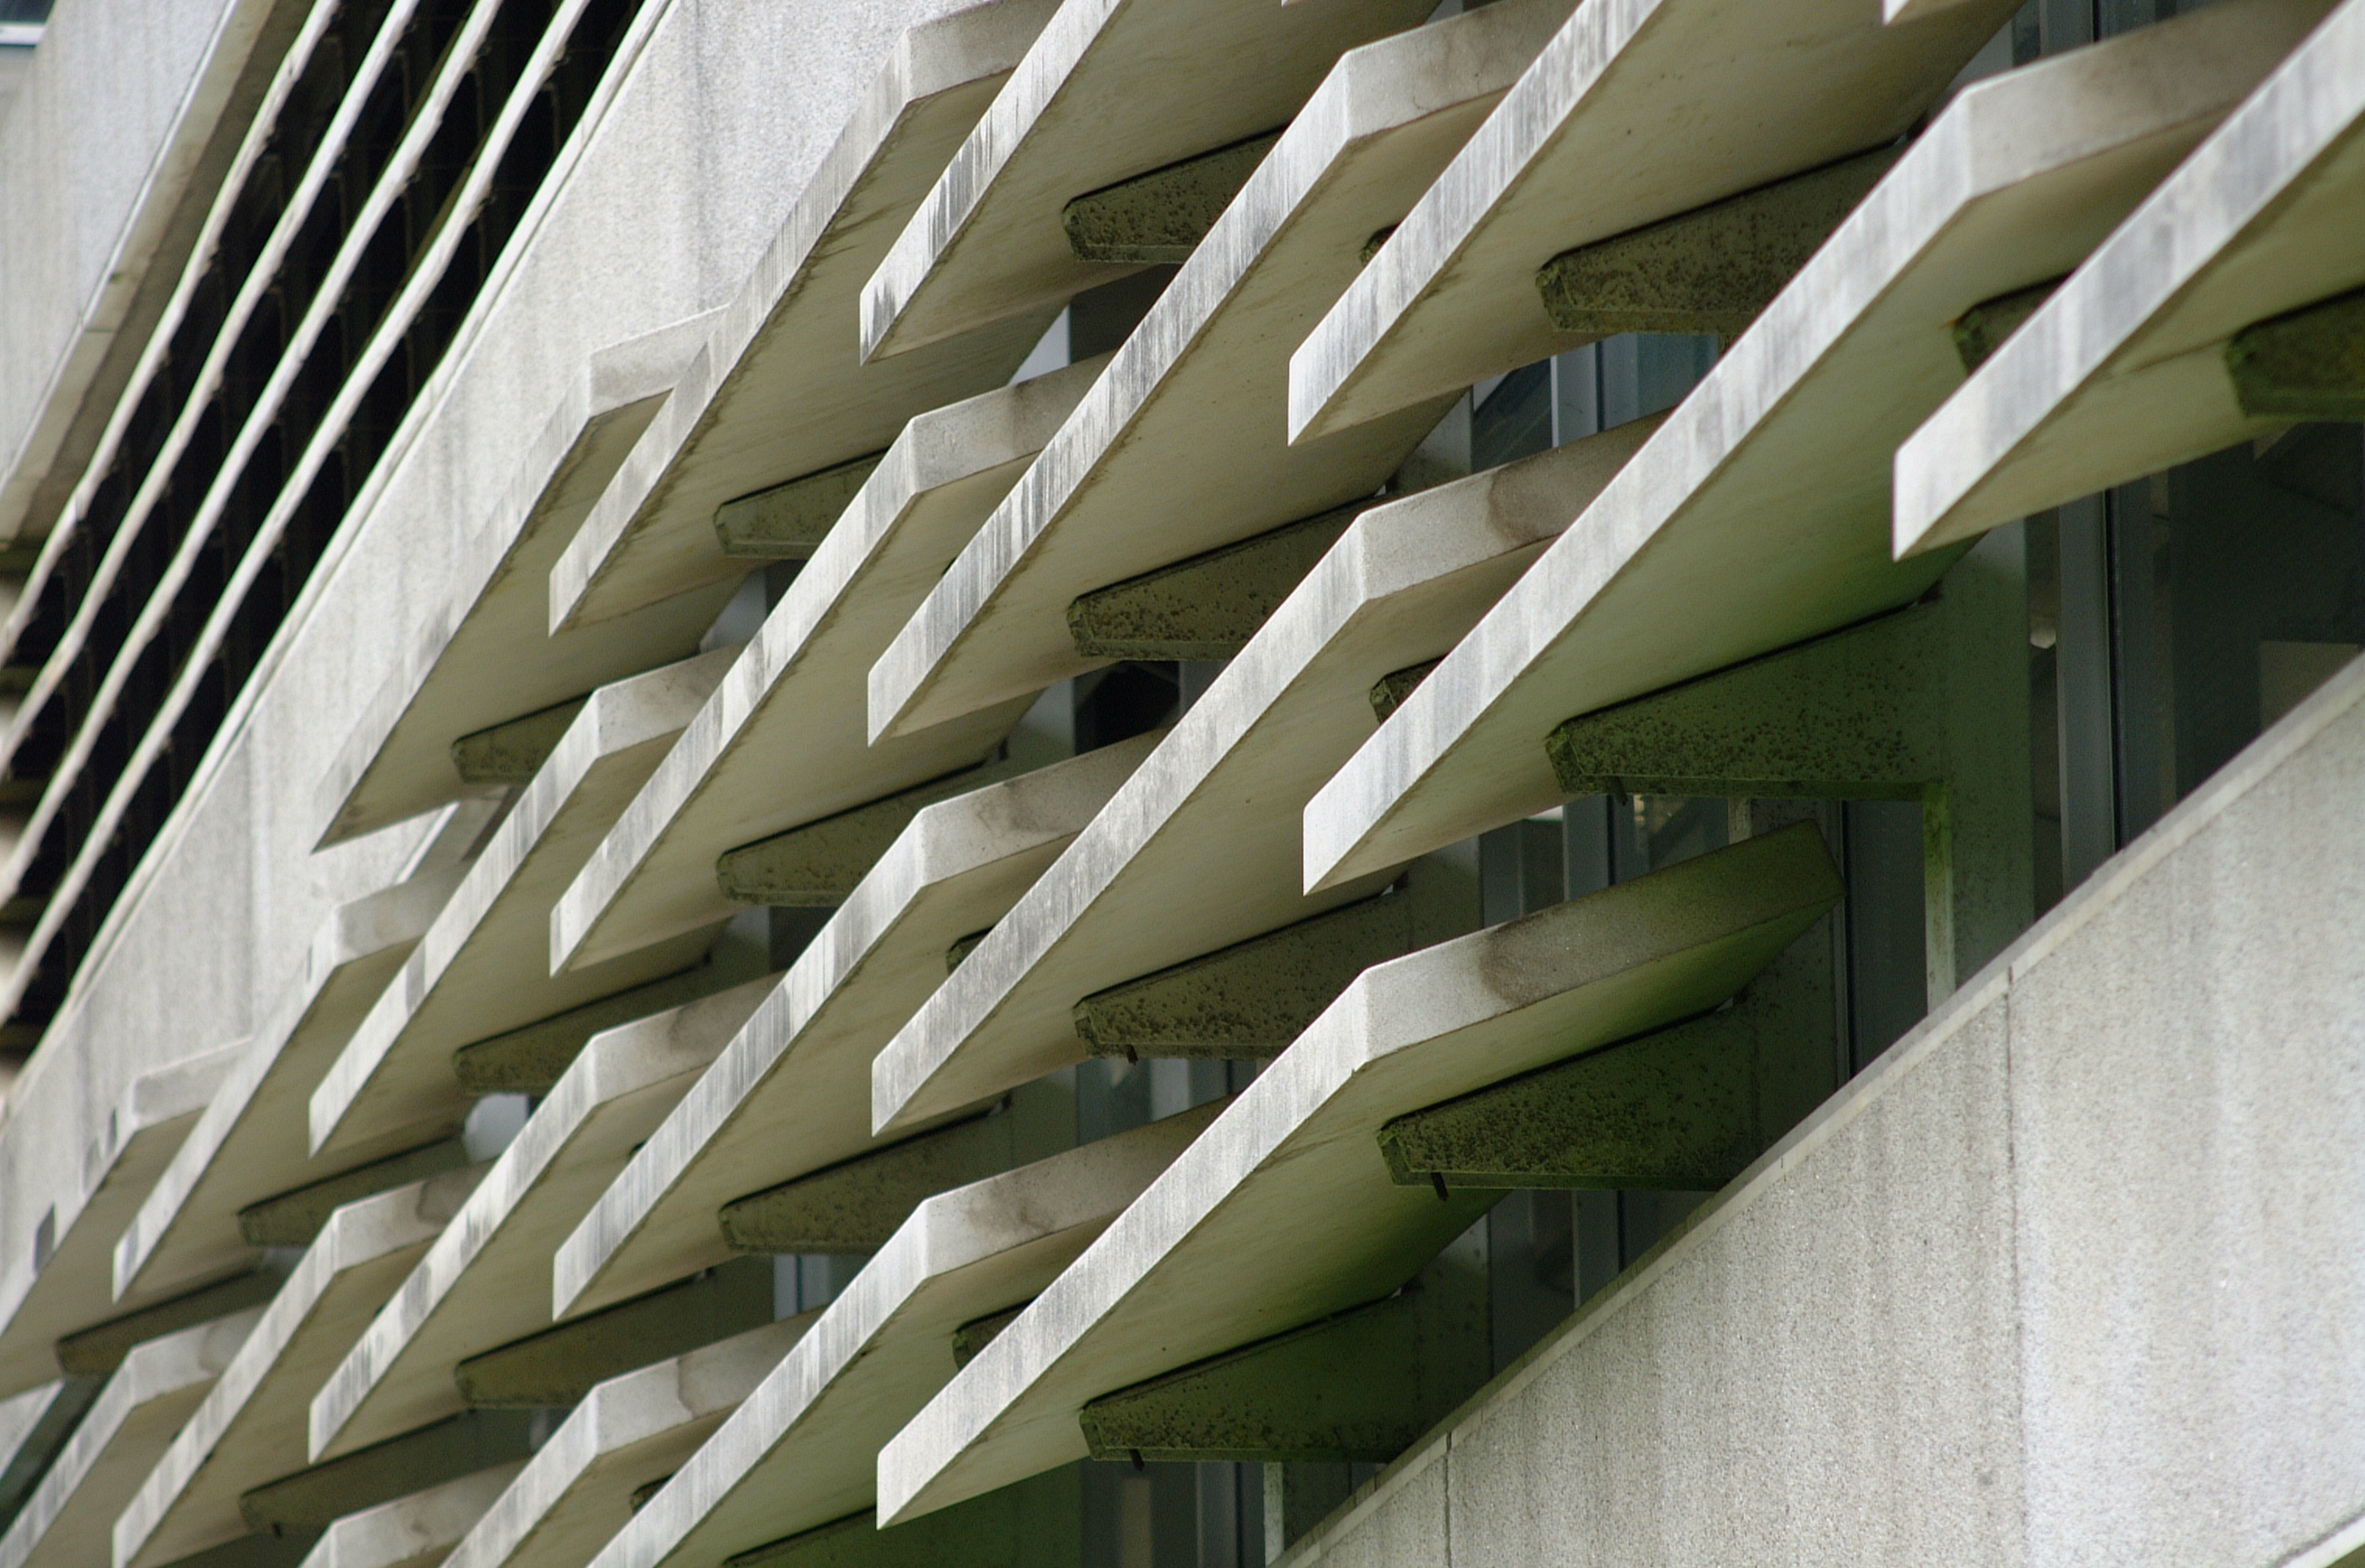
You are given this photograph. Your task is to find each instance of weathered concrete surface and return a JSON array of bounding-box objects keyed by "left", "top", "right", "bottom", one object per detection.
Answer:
[
  {"left": 1278, "top": 643, "right": 2365, "bottom": 1568},
  {"left": 1299, "top": 2, "right": 2319, "bottom": 896},
  {"left": 117, "top": 1167, "right": 486, "bottom": 1568},
  {"left": 1897, "top": 0, "right": 2365, "bottom": 556},
  {"left": 0, "top": 1381, "right": 89, "bottom": 1534},
  {"left": 442, "top": 1314, "right": 818, "bottom": 1568},
  {"left": 287, "top": 1465, "right": 526, "bottom": 1568},
  {"left": 587, "top": 1108, "right": 1217, "bottom": 1568},
  {"left": 717, "top": 1110, "right": 1030, "bottom": 1255},
  {"left": 555, "top": 737, "right": 1154, "bottom": 1317},
  {"left": 721, "top": 1479, "right": 1077, "bottom": 1568},
  {"left": 454, "top": 1258, "right": 776, "bottom": 1411},
  {"left": 548, "top": 0, "right": 1063, "bottom": 634},
  {"left": 450, "top": 704, "right": 590, "bottom": 790},
  {"left": 239, "top": 1144, "right": 472, "bottom": 1250},
  {"left": 855, "top": 0, "right": 1432, "bottom": 363},
  {"left": 876, "top": 826, "right": 1839, "bottom": 1521},
  {"left": 450, "top": 963, "right": 768, "bottom": 1098},
  {"left": 56, "top": 1272, "right": 282, "bottom": 1377},
  {"left": 1063, "top": 502, "right": 1370, "bottom": 663},
  {"left": 867, "top": 0, "right": 1564, "bottom": 740},
  {"left": 713, "top": 455, "right": 888, "bottom": 562},
  {"left": 310, "top": 653, "right": 734, "bottom": 1162},
  {"left": 872, "top": 419, "right": 1651, "bottom": 1136},
  {"left": 552, "top": 357, "right": 1105, "bottom": 976},
  {"left": 311, "top": 978, "right": 774, "bottom": 1461},
  {"left": 1283, "top": 0, "right": 2013, "bottom": 443},
  {"left": 1061, "top": 133, "right": 1281, "bottom": 265},
  {"left": 0, "top": 1310, "right": 258, "bottom": 1568},
  {"left": 244, "top": 1416, "right": 535, "bottom": 1536},
  {"left": 715, "top": 761, "right": 1021, "bottom": 908},
  {"left": 110, "top": 811, "right": 492, "bottom": 1309},
  {"left": 2223, "top": 284, "right": 2365, "bottom": 418}
]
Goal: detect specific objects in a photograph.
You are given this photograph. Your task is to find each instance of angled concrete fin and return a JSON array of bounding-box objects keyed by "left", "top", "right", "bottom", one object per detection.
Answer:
[
  {"left": 451, "top": 1256, "right": 773, "bottom": 1409},
  {"left": 447, "top": 698, "right": 590, "bottom": 786},
  {"left": 723, "top": 1469, "right": 1079, "bottom": 1568},
  {"left": 2225, "top": 285, "right": 2365, "bottom": 420},
  {"left": 236, "top": 1143, "right": 471, "bottom": 1249},
  {"left": 450, "top": 958, "right": 763, "bottom": 1096},
  {"left": 54, "top": 1269, "right": 286, "bottom": 1377},
  {"left": 715, "top": 759, "right": 1017, "bottom": 908},
  {"left": 1951, "top": 277, "right": 2062, "bottom": 373},
  {"left": 717, "top": 1108, "right": 1020, "bottom": 1255},
  {"left": 713, "top": 453, "right": 890, "bottom": 561},
  {"left": 1064, "top": 501, "right": 1369, "bottom": 662},
  {"left": 1060, "top": 131, "right": 1284, "bottom": 265},
  {"left": 236, "top": 1410, "right": 536, "bottom": 1534}
]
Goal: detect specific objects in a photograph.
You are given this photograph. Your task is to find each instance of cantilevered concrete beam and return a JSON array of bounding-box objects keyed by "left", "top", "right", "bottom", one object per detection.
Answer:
[
  {"left": 867, "top": 0, "right": 1564, "bottom": 742},
  {"left": 117, "top": 1167, "right": 487, "bottom": 1568},
  {"left": 548, "top": 0, "right": 1063, "bottom": 634},
  {"left": 1284, "top": 0, "right": 2014, "bottom": 444},
  {"left": 454, "top": 1259, "right": 776, "bottom": 1412},
  {"left": 717, "top": 1479, "right": 1077, "bottom": 1568},
  {"left": 1896, "top": 1, "right": 2365, "bottom": 556},
  {"left": 0, "top": 1383, "right": 95, "bottom": 1529},
  {"left": 876, "top": 826, "right": 1840, "bottom": 1522},
  {"left": 1063, "top": 502, "right": 1370, "bottom": 663},
  {"left": 717, "top": 1110, "right": 1028, "bottom": 1255},
  {"left": 310, "top": 653, "right": 733, "bottom": 1162},
  {"left": 237, "top": 1145, "right": 471, "bottom": 1250},
  {"left": 242, "top": 1419, "right": 533, "bottom": 1538},
  {"left": 1061, "top": 133, "right": 1281, "bottom": 265},
  {"left": 583, "top": 1108, "right": 1217, "bottom": 1568},
  {"left": 57, "top": 1274, "right": 283, "bottom": 1378},
  {"left": 712, "top": 455, "right": 888, "bottom": 562},
  {"left": 282, "top": 1465, "right": 525, "bottom": 1568},
  {"left": 548, "top": 355, "right": 1105, "bottom": 977},
  {"left": 450, "top": 703, "right": 590, "bottom": 789},
  {"left": 1299, "top": 1, "right": 2321, "bottom": 900},
  {"left": 715, "top": 761, "right": 1021, "bottom": 908},
  {"left": 855, "top": 0, "right": 1431, "bottom": 363},
  {"left": 310, "top": 979, "right": 773, "bottom": 1461},
  {"left": 2224, "top": 286, "right": 2365, "bottom": 418},
  {"left": 872, "top": 418, "right": 1652, "bottom": 1137},
  {"left": 555, "top": 738, "right": 1154, "bottom": 1318}
]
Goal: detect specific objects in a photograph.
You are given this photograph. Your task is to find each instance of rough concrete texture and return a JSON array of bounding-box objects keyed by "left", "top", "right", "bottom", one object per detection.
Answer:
[
  {"left": 717, "top": 1474, "right": 1078, "bottom": 1568},
  {"left": 876, "top": 825, "right": 1841, "bottom": 1522},
  {"left": 869, "top": 0, "right": 1567, "bottom": 741},
  {"left": 713, "top": 454, "right": 888, "bottom": 562},
  {"left": 552, "top": 355, "right": 1107, "bottom": 975},
  {"left": 1365, "top": 663, "right": 1436, "bottom": 723},
  {"left": 1895, "top": 0, "right": 2365, "bottom": 556},
  {"left": 117, "top": 1167, "right": 487, "bottom": 1568},
  {"left": 1278, "top": 617, "right": 2365, "bottom": 1568},
  {"left": 0, "top": 1381, "right": 93, "bottom": 1530},
  {"left": 1533, "top": 147, "right": 1898, "bottom": 338},
  {"left": 2224, "top": 284, "right": 2365, "bottom": 417},
  {"left": 1061, "top": 132, "right": 1282, "bottom": 265},
  {"left": 450, "top": 702, "right": 591, "bottom": 789},
  {"left": 241, "top": 1416, "right": 535, "bottom": 1535},
  {"left": 1950, "top": 278, "right": 2060, "bottom": 373},
  {"left": 716, "top": 759, "right": 1021, "bottom": 908},
  {"left": 287, "top": 1465, "right": 526, "bottom": 1568},
  {"left": 872, "top": 416, "right": 1654, "bottom": 1137},
  {"left": 56, "top": 1272, "right": 283, "bottom": 1377},
  {"left": 1284, "top": 0, "right": 2013, "bottom": 443},
  {"left": 443, "top": 1314, "right": 818, "bottom": 1568},
  {"left": 717, "top": 1107, "right": 1029, "bottom": 1254},
  {"left": 1064, "top": 502, "right": 1369, "bottom": 662},
  {"left": 589, "top": 1108, "right": 1217, "bottom": 1568},
  {"left": 553, "top": 732, "right": 1156, "bottom": 1319},
  {"left": 455, "top": 1258, "right": 775, "bottom": 1412},
  {"left": 311, "top": 976, "right": 775, "bottom": 1461},
  {"left": 239, "top": 1143, "right": 472, "bottom": 1249},
  {"left": 1300, "top": 3, "right": 2314, "bottom": 894},
  {"left": 450, "top": 961, "right": 769, "bottom": 1098}
]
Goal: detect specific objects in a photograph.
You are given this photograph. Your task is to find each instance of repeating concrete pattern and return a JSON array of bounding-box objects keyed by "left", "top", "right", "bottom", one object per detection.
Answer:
[{"left": 293, "top": 1465, "right": 526, "bottom": 1568}]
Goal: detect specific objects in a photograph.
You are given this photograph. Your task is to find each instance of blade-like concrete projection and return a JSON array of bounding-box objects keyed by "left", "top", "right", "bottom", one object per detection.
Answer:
[
  {"left": 853, "top": 0, "right": 1433, "bottom": 365},
  {"left": 440, "top": 1315, "right": 818, "bottom": 1568},
  {"left": 0, "top": 1043, "right": 244, "bottom": 1399},
  {"left": 114, "top": 809, "right": 496, "bottom": 1309},
  {"left": 1296, "top": 2, "right": 2318, "bottom": 895},
  {"left": 547, "top": 0, "right": 1063, "bottom": 635},
  {"left": 310, "top": 653, "right": 735, "bottom": 1161},
  {"left": 1283, "top": 0, "right": 2020, "bottom": 445},
  {"left": 873, "top": 417, "right": 1653, "bottom": 1136},
  {"left": 311, "top": 978, "right": 775, "bottom": 1461},
  {"left": 0, "top": 1311, "right": 260, "bottom": 1568},
  {"left": 587, "top": 1105, "right": 1219, "bottom": 1568},
  {"left": 876, "top": 825, "right": 1841, "bottom": 1522},
  {"left": 291, "top": 1466, "right": 526, "bottom": 1568},
  {"left": 1894, "top": 0, "right": 2365, "bottom": 556},
  {"left": 313, "top": 311, "right": 726, "bottom": 846},
  {"left": 556, "top": 736, "right": 1156, "bottom": 1318},
  {"left": 549, "top": 357, "right": 1105, "bottom": 976},
  {"left": 117, "top": 1168, "right": 486, "bottom": 1568},
  {"left": 865, "top": 0, "right": 1566, "bottom": 742}
]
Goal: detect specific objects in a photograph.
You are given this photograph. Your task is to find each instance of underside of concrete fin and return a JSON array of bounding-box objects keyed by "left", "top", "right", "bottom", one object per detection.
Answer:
[
  {"left": 448, "top": 958, "right": 766, "bottom": 1097},
  {"left": 1060, "top": 130, "right": 1284, "bottom": 266},
  {"left": 452, "top": 1257, "right": 774, "bottom": 1409},
  {"left": 54, "top": 1269, "right": 286, "bottom": 1377},
  {"left": 1951, "top": 277, "right": 2063, "bottom": 373},
  {"left": 237, "top": 1143, "right": 472, "bottom": 1250},
  {"left": 948, "top": 1305, "right": 1026, "bottom": 1372},
  {"left": 1367, "top": 660, "right": 1438, "bottom": 723},
  {"left": 237, "top": 1411, "right": 537, "bottom": 1535},
  {"left": 713, "top": 453, "right": 890, "bottom": 562},
  {"left": 449, "top": 699, "right": 591, "bottom": 787},
  {"left": 1063, "top": 501, "right": 1371, "bottom": 662},
  {"left": 2225, "top": 285, "right": 2365, "bottom": 420},
  {"left": 715, "top": 759, "right": 1018, "bottom": 908},
  {"left": 722, "top": 1469, "right": 1079, "bottom": 1568},
  {"left": 717, "top": 1108, "right": 1021, "bottom": 1255}
]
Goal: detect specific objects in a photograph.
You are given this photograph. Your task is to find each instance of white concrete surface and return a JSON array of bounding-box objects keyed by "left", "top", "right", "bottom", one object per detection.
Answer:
[
  {"left": 548, "top": 0, "right": 1063, "bottom": 635},
  {"left": 310, "top": 653, "right": 734, "bottom": 1162},
  {"left": 555, "top": 734, "right": 1155, "bottom": 1318},
  {"left": 294, "top": 1466, "right": 527, "bottom": 1568},
  {"left": 1895, "top": 0, "right": 2365, "bottom": 555},
  {"left": 441, "top": 1314, "right": 819, "bottom": 1568},
  {"left": 857, "top": 0, "right": 1433, "bottom": 362},
  {"left": 865, "top": 0, "right": 1565, "bottom": 741},
  {"left": 117, "top": 1167, "right": 486, "bottom": 1568},
  {"left": 311, "top": 976, "right": 775, "bottom": 1461},
  {"left": 551, "top": 356, "right": 1105, "bottom": 976},
  {"left": 591, "top": 1104, "right": 1220, "bottom": 1568},
  {"left": 0, "top": 1309, "right": 261, "bottom": 1568},
  {"left": 872, "top": 418, "right": 1652, "bottom": 1136},
  {"left": 1283, "top": 0, "right": 2015, "bottom": 446},
  {"left": 1295, "top": 2, "right": 2318, "bottom": 895}
]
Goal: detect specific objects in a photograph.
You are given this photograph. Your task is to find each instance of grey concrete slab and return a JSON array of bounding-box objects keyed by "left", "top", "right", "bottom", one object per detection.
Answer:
[
  {"left": 875, "top": 824, "right": 1839, "bottom": 1521},
  {"left": 588, "top": 1105, "right": 1219, "bottom": 1568},
  {"left": 1281, "top": 0, "right": 2015, "bottom": 445},
  {"left": 554, "top": 734, "right": 1154, "bottom": 1317},
  {"left": 116, "top": 1167, "right": 487, "bottom": 1568},
  {"left": 0, "top": 1040, "right": 245, "bottom": 1398},
  {"left": 864, "top": 0, "right": 1568, "bottom": 742},
  {"left": 311, "top": 976, "right": 776, "bottom": 1461},
  {"left": 314, "top": 310, "right": 727, "bottom": 846},
  {"left": 292, "top": 1467, "right": 527, "bottom": 1568},
  {"left": 1295, "top": 1, "right": 2322, "bottom": 897},
  {"left": 872, "top": 418, "right": 1652, "bottom": 1136},
  {"left": 1895, "top": 0, "right": 2365, "bottom": 557},
  {"left": 546, "top": 0, "right": 1063, "bottom": 636},
  {"left": 441, "top": 1314, "right": 818, "bottom": 1568},
  {"left": 549, "top": 356, "right": 1105, "bottom": 977},
  {"left": 0, "top": 1310, "right": 261, "bottom": 1568},
  {"left": 855, "top": 0, "right": 1434, "bottom": 365},
  {"left": 310, "top": 653, "right": 736, "bottom": 1163}
]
